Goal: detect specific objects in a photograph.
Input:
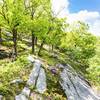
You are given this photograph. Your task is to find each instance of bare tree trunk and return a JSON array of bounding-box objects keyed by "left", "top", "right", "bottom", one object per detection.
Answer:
[
  {"left": 51, "top": 45, "right": 54, "bottom": 52},
  {"left": 49, "top": 45, "right": 51, "bottom": 52},
  {"left": 31, "top": 7, "right": 36, "bottom": 54},
  {"left": 35, "top": 37, "right": 37, "bottom": 45},
  {"left": 32, "top": 32, "right": 35, "bottom": 54},
  {"left": 38, "top": 27, "right": 51, "bottom": 56},
  {"left": 0, "top": 28, "right": 2, "bottom": 44},
  {"left": 38, "top": 40, "right": 45, "bottom": 56},
  {"left": 12, "top": 28, "right": 17, "bottom": 58}
]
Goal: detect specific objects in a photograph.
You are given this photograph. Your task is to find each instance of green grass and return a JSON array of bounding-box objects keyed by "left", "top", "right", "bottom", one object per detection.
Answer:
[
  {"left": 0, "top": 55, "right": 31, "bottom": 99},
  {"left": 0, "top": 42, "right": 99, "bottom": 99},
  {"left": 0, "top": 49, "right": 67, "bottom": 99}
]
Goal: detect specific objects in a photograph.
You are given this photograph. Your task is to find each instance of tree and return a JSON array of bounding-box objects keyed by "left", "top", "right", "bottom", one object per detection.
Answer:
[
  {"left": 37, "top": 13, "right": 66, "bottom": 55},
  {"left": 47, "top": 18, "right": 67, "bottom": 51},
  {"left": 0, "top": 0, "right": 25, "bottom": 58},
  {"left": 61, "top": 21, "right": 97, "bottom": 67},
  {"left": 0, "top": 28, "right": 2, "bottom": 43},
  {"left": 23, "top": 0, "right": 51, "bottom": 54},
  {"left": 87, "top": 37, "right": 100, "bottom": 85}
]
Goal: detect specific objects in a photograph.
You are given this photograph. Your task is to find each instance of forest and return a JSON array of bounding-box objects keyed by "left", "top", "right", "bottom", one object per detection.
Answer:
[{"left": 0, "top": 0, "right": 100, "bottom": 100}]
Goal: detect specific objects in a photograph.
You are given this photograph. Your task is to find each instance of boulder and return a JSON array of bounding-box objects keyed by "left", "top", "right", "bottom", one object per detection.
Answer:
[
  {"left": 0, "top": 95, "right": 3, "bottom": 100},
  {"left": 22, "top": 87, "right": 30, "bottom": 97},
  {"left": 15, "top": 94, "right": 28, "bottom": 100},
  {"left": 27, "top": 59, "right": 41, "bottom": 86},
  {"left": 36, "top": 68, "right": 47, "bottom": 93},
  {"left": 59, "top": 64, "right": 100, "bottom": 100},
  {"left": 27, "top": 56, "right": 35, "bottom": 63},
  {"left": 10, "top": 79, "right": 24, "bottom": 84}
]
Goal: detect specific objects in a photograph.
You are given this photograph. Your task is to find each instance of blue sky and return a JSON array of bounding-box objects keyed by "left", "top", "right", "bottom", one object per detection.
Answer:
[
  {"left": 69, "top": 0, "right": 100, "bottom": 13},
  {"left": 52, "top": 0, "right": 100, "bottom": 36}
]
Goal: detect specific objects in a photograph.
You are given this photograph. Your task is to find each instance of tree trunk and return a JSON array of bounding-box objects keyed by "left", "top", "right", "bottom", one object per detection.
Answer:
[
  {"left": 35, "top": 37, "right": 37, "bottom": 45},
  {"left": 49, "top": 45, "right": 51, "bottom": 52},
  {"left": 38, "top": 40, "right": 45, "bottom": 56},
  {"left": 31, "top": 7, "right": 35, "bottom": 54},
  {"left": 12, "top": 28, "right": 17, "bottom": 58},
  {"left": 38, "top": 27, "right": 51, "bottom": 56},
  {"left": 51, "top": 45, "right": 54, "bottom": 52},
  {"left": 0, "top": 28, "right": 2, "bottom": 44},
  {"left": 32, "top": 32, "right": 35, "bottom": 54}
]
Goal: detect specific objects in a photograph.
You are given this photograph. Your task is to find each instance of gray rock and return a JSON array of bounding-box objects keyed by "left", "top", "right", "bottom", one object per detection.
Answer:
[
  {"left": 6, "top": 32, "right": 12, "bottom": 37},
  {"left": 60, "top": 64, "right": 100, "bottom": 100},
  {"left": 15, "top": 59, "right": 42, "bottom": 100},
  {"left": 27, "top": 55, "right": 35, "bottom": 63},
  {"left": 0, "top": 95, "right": 3, "bottom": 100},
  {"left": 27, "top": 59, "right": 41, "bottom": 86},
  {"left": 22, "top": 87, "right": 30, "bottom": 97},
  {"left": 15, "top": 87, "right": 30, "bottom": 100},
  {"left": 10, "top": 79, "right": 23, "bottom": 84},
  {"left": 56, "top": 64, "right": 64, "bottom": 69},
  {"left": 15, "top": 94, "right": 28, "bottom": 100},
  {"left": 36, "top": 68, "right": 47, "bottom": 93}
]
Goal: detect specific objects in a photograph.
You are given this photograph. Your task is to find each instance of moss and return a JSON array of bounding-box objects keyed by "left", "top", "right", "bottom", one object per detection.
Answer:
[
  {"left": 0, "top": 55, "right": 31, "bottom": 98},
  {"left": 43, "top": 67, "right": 66, "bottom": 99},
  {"left": 39, "top": 49, "right": 59, "bottom": 66}
]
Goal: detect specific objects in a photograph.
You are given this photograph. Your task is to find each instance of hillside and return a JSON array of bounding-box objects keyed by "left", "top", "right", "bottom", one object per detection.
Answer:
[{"left": 0, "top": 0, "right": 100, "bottom": 100}]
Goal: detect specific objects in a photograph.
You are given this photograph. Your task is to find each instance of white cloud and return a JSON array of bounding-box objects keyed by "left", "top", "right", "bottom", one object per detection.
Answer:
[
  {"left": 52, "top": 0, "right": 100, "bottom": 36},
  {"left": 51, "top": 0, "right": 69, "bottom": 17},
  {"left": 89, "top": 20, "right": 100, "bottom": 36},
  {"left": 67, "top": 10, "right": 100, "bottom": 23},
  {"left": 67, "top": 10, "right": 100, "bottom": 36}
]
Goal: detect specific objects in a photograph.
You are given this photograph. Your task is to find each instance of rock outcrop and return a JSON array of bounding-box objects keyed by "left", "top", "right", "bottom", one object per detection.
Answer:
[
  {"left": 15, "top": 56, "right": 47, "bottom": 100},
  {"left": 15, "top": 56, "right": 100, "bottom": 100},
  {"left": 59, "top": 64, "right": 100, "bottom": 100}
]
